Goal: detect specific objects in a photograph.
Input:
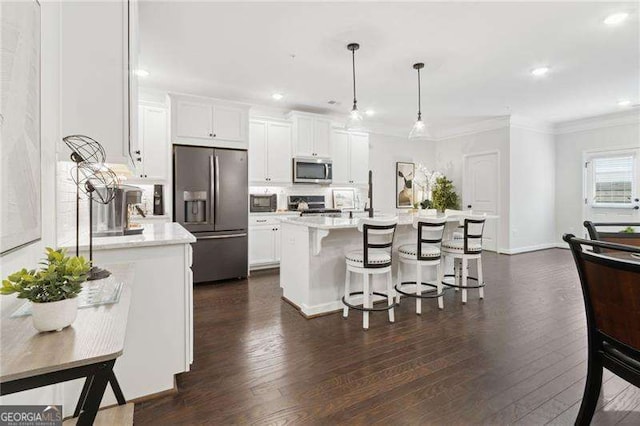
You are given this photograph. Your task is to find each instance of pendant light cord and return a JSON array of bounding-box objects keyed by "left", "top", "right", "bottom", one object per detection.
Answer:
[
  {"left": 352, "top": 48, "right": 357, "bottom": 107},
  {"left": 417, "top": 67, "right": 422, "bottom": 121}
]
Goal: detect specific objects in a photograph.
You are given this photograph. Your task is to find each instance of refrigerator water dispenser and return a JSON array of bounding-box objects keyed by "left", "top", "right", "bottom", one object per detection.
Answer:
[{"left": 184, "top": 191, "right": 207, "bottom": 223}]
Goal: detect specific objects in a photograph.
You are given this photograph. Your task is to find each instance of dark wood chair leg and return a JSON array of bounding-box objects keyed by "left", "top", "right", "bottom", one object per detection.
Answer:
[
  {"left": 575, "top": 356, "right": 603, "bottom": 426},
  {"left": 76, "top": 360, "right": 115, "bottom": 426}
]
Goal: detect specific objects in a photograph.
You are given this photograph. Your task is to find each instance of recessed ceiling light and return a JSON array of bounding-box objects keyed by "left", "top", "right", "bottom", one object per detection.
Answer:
[
  {"left": 271, "top": 93, "right": 284, "bottom": 101},
  {"left": 365, "top": 109, "right": 375, "bottom": 116},
  {"left": 604, "top": 12, "right": 629, "bottom": 26},
  {"left": 618, "top": 99, "right": 632, "bottom": 107},
  {"left": 530, "top": 66, "right": 550, "bottom": 77},
  {"left": 135, "top": 69, "right": 149, "bottom": 77}
]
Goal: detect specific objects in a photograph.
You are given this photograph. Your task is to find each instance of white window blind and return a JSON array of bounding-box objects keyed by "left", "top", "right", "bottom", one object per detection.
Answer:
[{"left": 592, "top": 156, "right": 634, "bottom": 204}]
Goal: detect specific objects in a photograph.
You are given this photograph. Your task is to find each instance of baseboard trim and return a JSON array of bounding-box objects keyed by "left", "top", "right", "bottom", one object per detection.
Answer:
[
  {"left": 501, "top": 243, "right": 558, "bottom": 255},
  {"left": 130, "top": 378, "right": 178, "bottom": 404}
]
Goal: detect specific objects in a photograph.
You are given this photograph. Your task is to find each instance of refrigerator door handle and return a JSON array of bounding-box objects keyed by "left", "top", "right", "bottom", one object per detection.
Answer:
[
  {"left": 215, "top": 155, "right": 220, "bottom": 224},
  {"left": 209, "top": 155, "right": 215, "bottom": 224},
  {"left": 197, "top": 233, "right": 247, "bottom": 240}
]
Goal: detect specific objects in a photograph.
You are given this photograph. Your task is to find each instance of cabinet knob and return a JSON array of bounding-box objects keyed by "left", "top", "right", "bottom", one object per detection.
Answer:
[
  {"left": 209, "top": 133, "right": 213, "bottom": 137},
  {"left": 213, "top": 133, "right": 217, "bottom": 138},
  {"left": 135, "top": 150, "right": 141, "bottom": 154},
  {"left": 136, "top": 157, "right": 142, "bottom": 162}
]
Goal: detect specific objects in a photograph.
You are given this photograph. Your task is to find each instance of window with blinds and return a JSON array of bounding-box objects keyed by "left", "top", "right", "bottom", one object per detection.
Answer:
[{"left": 592, "top": 156, "right": 634, "bottom": 204}]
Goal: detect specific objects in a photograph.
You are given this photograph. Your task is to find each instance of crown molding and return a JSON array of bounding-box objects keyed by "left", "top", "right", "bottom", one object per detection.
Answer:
[
  {"left": 432, "top": 116, "right": 510, "bottom": 141},
  {"left": 554, "top": 108, "right": 640, "bottom": 135},
  {"left": 509, "top": 115, "right": 554, "bottom": 134}
]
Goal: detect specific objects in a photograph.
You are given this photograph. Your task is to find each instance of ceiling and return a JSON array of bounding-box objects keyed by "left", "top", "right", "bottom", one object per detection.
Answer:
[{"left": 138, "top": 1, "right": 639, "bottom": 131}]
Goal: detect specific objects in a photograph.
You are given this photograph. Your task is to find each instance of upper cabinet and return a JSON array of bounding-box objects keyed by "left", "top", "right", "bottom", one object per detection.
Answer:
[
  {"left": 249, "top": 119, "right": 292, "bottom": 184},
  {"left": 60, "top": 0, "right": 137, "bottom": 167},
  {"left": 330, "top": 129, "right": 369, "bottom": 185},
  {"left": 170, "top": 94, "right": 249, "bottom": 149},
  {"left": 289, "top": 112, "right": 332, "bottom": 158},
  {"left": 136, "top": 104, "right": 168, "bottom": 180}
]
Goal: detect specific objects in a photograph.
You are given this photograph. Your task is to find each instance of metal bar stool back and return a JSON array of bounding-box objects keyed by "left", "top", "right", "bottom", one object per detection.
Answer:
[
  {"left": 343, "top": 217, "right": 398, "bottom": 329},
  {"left": 563, "top": 234, "right": 640, "bottom": 425}
]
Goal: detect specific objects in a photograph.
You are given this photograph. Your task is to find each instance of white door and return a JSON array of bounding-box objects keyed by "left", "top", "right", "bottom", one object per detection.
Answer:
[
  {"left": 584, "top": 149, "right": 640, "bottom": 230},
  {"left": 140, "top": 106, "right": 168, "bottom": 180},
  {"left": 176, "top": 101, "right": 213, "bottom": 139},
  {"left": 213, "top": 105, "right": 244, "bottom": 141},
  {"left": 267, "top": 122, "right": 292, "bottom": 183},
  {"left": 293, "top": 116, "right": 314, "bottom": 156},
  {"left": 330, "top": 130, "right": 350, "bottom": 184},
  {"left": 463, "top": 152, "right": 499, "bottom": 252},
  {"left": 249, "top": 121, "right": 267, "bottom": 182},
  {"left": 349, "top": 133, "right": 370, "bottom": 185},
  {"left": 314, "top": 119, "right": 332, "bottom": 158},
  {"left": 249, "top": 226, "right": 276, "bottom": 265}
]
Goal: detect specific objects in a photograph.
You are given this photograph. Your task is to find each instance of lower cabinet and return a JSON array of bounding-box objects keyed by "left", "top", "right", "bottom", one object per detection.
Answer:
[{"left": 249, "top": 224, "right": 281, "bottom": 269}]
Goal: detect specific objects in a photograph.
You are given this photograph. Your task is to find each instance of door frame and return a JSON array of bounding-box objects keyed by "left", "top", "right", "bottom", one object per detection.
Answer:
[
  {"left": 582, "top": 144, "right": 640, "bottom": 235},
  {"left": 462, "top": 150, "right": 501, "bottom": 253}
]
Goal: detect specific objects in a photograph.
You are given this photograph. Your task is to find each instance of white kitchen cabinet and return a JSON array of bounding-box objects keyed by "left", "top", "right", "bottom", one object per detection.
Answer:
[
  {"left": 60, "top": 0, "right": 136, "bottom": 167},
  {"left": 170, "top": 94, "right": 249, "bottom": 148},
  {"left": 175, "top": 101, "right": 213, "bottom": 139},
  {"left": 136, "top": 104, "right": 168, "bottom": 180},
  {"left": 249, "top": 215, "right": 292, "bottom": 269},
  {"left": 290, "top": 112, "right": 332, "bottom": 158},
  {"left": 330, "top": 130, "right": 369, "bottom": 185},
  {"left": 249, "top": 119, "right": 291, "bottom": 184}
]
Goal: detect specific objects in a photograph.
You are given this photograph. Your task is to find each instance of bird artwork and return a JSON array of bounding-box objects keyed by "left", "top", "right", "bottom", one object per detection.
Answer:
[{"left": 396, "top": 162, "right": 415, "bottom": 208}]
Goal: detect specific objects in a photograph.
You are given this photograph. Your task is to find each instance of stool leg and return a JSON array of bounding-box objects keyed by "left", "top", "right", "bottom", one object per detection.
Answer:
[
  {"left": 343, "top": 268, "right": 350, "bottom": 318},
  {"left": 461, "top": 258, "right": 468, "bottom": 304},
  {"left": 454, "top": 258, "right": 460, "bottom": 292},
  {"left": 363, "top": 273, "right": 370, "bottom": 330},
  {"left": 437, "top": 261, "right": 444, "bottom": 310},
  {"left": 387, "top": 270, "right": 395, "bottom": 323},
  {"left": 477, "top": 257, "right": 484, "bottom": 299},
  {"left": 416, "top": 263, "right": 422, "bottom": 315},
  {"left": 396, "top": 262, "right": 402, "bottom": 305}
]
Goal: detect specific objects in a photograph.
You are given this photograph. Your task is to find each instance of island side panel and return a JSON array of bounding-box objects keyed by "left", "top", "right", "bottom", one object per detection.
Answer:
[{"left": 280, "top": 223, "right": 311, "bottom": 311}]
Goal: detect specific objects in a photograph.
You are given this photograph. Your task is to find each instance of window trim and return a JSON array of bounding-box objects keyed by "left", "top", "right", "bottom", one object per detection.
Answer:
[{"left": 587, "top": 151, "right": 637, "bottom": 209}]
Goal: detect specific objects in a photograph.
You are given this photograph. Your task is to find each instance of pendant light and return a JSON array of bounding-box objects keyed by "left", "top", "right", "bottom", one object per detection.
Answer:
[
  {"left": 409, "top": 62, "right": 431, "bottom": 140},
  {"left": 345, "top": 43, "right": 364, "bottom": 131}
]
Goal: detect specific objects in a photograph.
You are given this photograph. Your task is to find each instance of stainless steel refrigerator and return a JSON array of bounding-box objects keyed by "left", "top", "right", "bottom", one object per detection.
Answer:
[{"left": 173, "top": 145, "right": 248, "bottom": 283}]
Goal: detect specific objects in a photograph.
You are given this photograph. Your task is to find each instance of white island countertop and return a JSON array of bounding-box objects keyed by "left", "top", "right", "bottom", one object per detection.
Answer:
[
  {"left": 281, "top": 214, "right": 414, "bottom": 230},
  {"left": 59, "top": 222, "right": 196, "bottom": 251}
]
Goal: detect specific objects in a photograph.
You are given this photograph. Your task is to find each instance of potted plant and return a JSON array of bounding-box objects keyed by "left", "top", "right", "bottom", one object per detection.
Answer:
[
  {"left": 1, "top": 248, "right": 91, "bottom": 332},
  {"left": 431, "top": 176, "right": 460, "bottom": 212}
]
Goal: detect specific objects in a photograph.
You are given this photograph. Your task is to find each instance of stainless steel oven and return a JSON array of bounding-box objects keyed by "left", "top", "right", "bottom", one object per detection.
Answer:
[{"left": 293, "top": 157, "right": 332, "bottom": 184}]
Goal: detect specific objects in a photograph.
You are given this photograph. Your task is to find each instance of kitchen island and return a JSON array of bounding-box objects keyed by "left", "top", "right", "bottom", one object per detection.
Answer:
[
  {"left": 59, "top": 223, "right": 196, "bottom": 409},
  {"left": 279, "top": 213, "right": 499, "bottom": 317},
  {"left": 280, "top": 215, "right": 418, "bottom": 317}
]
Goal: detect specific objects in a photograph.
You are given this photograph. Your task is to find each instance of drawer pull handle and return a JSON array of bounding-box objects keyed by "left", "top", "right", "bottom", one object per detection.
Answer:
[{"left": 256, "top": 219, "right": 267, "bottom": 223}]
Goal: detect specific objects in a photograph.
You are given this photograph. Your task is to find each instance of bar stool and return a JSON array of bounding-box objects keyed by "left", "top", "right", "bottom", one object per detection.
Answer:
[
  {"left": 343, "top": 217, "right": 398, "bottom": 330},
  {"left": 441, "top": 215, "right": 486, "bottom": 304},
  {"left": 395, "top": 216, "right": 447, "bottom": 313}
]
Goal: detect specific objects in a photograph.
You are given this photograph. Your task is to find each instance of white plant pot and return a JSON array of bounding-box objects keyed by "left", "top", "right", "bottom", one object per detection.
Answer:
[{"left": 31, "top": 297, "right": 78, "bottom": 332}]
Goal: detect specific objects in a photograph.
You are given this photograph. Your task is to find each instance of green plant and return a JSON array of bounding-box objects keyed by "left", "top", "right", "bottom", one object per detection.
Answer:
[
  {"left": 1, "top": 248, "right": 91, "bottom": 303},
  {"left": 420, "top": 199, "right": 432, "bottom": 210},
  {"left": 621, "top": 226, "right": 636, "bottom": 234},
  {"left": 431, "top": 176, "right": 460, "bottom": 212}
]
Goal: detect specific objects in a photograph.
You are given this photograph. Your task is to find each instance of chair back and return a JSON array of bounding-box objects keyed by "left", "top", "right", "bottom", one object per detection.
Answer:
[
  {"left": 584, "top": 221, "right": 640, "bottom": 253},
  {"left": 563, "top": 234, "right": 640, "bottom": 356},
  {"left": 413, "top": 216, "right": 446, "bottom": 260},
  {"left": 357, "top": 217, "right": 398, "bottom": 268},
  {"left": 463, "top": 215, "right": 486, "bottom": 254}
]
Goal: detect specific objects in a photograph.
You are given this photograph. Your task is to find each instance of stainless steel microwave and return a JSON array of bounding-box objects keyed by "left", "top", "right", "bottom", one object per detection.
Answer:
[
  {"left": 293, "top": 157, "right": 333, "bottom": 184},
  {"left": 250, "top": 194, "right": 277, "bottom": 212}
]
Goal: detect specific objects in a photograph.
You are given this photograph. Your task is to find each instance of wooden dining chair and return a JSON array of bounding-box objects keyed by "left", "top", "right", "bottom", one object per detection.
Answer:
[
  {"left": 584, "top": 221, "right": 640, "bottom": 252},
  {"left": 563, "top": 234, "right": 640, "bottom": 425}
]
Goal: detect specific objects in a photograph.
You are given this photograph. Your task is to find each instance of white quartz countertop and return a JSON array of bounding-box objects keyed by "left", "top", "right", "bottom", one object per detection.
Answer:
[
  {"left": 281, "top": 212, "right": 499, "bottom": 230},
  {"left": 59, "top": 223, "right": 196, "bottom": 251}
]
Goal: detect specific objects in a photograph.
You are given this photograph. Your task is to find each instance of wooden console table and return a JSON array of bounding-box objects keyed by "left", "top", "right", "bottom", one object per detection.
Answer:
[{"left": 0, "top": 265, "right": 133, "bottom": 425}]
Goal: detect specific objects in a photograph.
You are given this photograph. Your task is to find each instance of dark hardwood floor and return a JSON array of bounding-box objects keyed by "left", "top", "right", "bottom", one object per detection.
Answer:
[{"left": 134, "top": 249, "right": 640, "bottom": 425}]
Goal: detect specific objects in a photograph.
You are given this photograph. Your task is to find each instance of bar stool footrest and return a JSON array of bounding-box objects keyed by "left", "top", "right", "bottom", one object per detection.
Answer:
[
  {"left": 395, "top": 281, "right": 446, "bottom": 299},
  {"left": 342, "top": 291, "right": 395, "bottom": 312},
  {"left": 442, "top": 274, "right": 485, "bottom": 289}
]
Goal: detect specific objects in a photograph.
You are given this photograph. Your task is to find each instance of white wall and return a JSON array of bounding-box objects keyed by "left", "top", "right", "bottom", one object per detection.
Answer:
[
  {"left": 554, "top": 111, "right": 640, "bottom": 243},
  {"left": 509, "top": 126, "right": 556, "bottom": 252},
  {"left": 0, "top": 0, "right": 63, "bottom": 407},
  {"left": 368, "top": 133, "right": 436, "bottom": 213},
  {"left": 434, "top": 126, "right": 511, "bottom": 252}
]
